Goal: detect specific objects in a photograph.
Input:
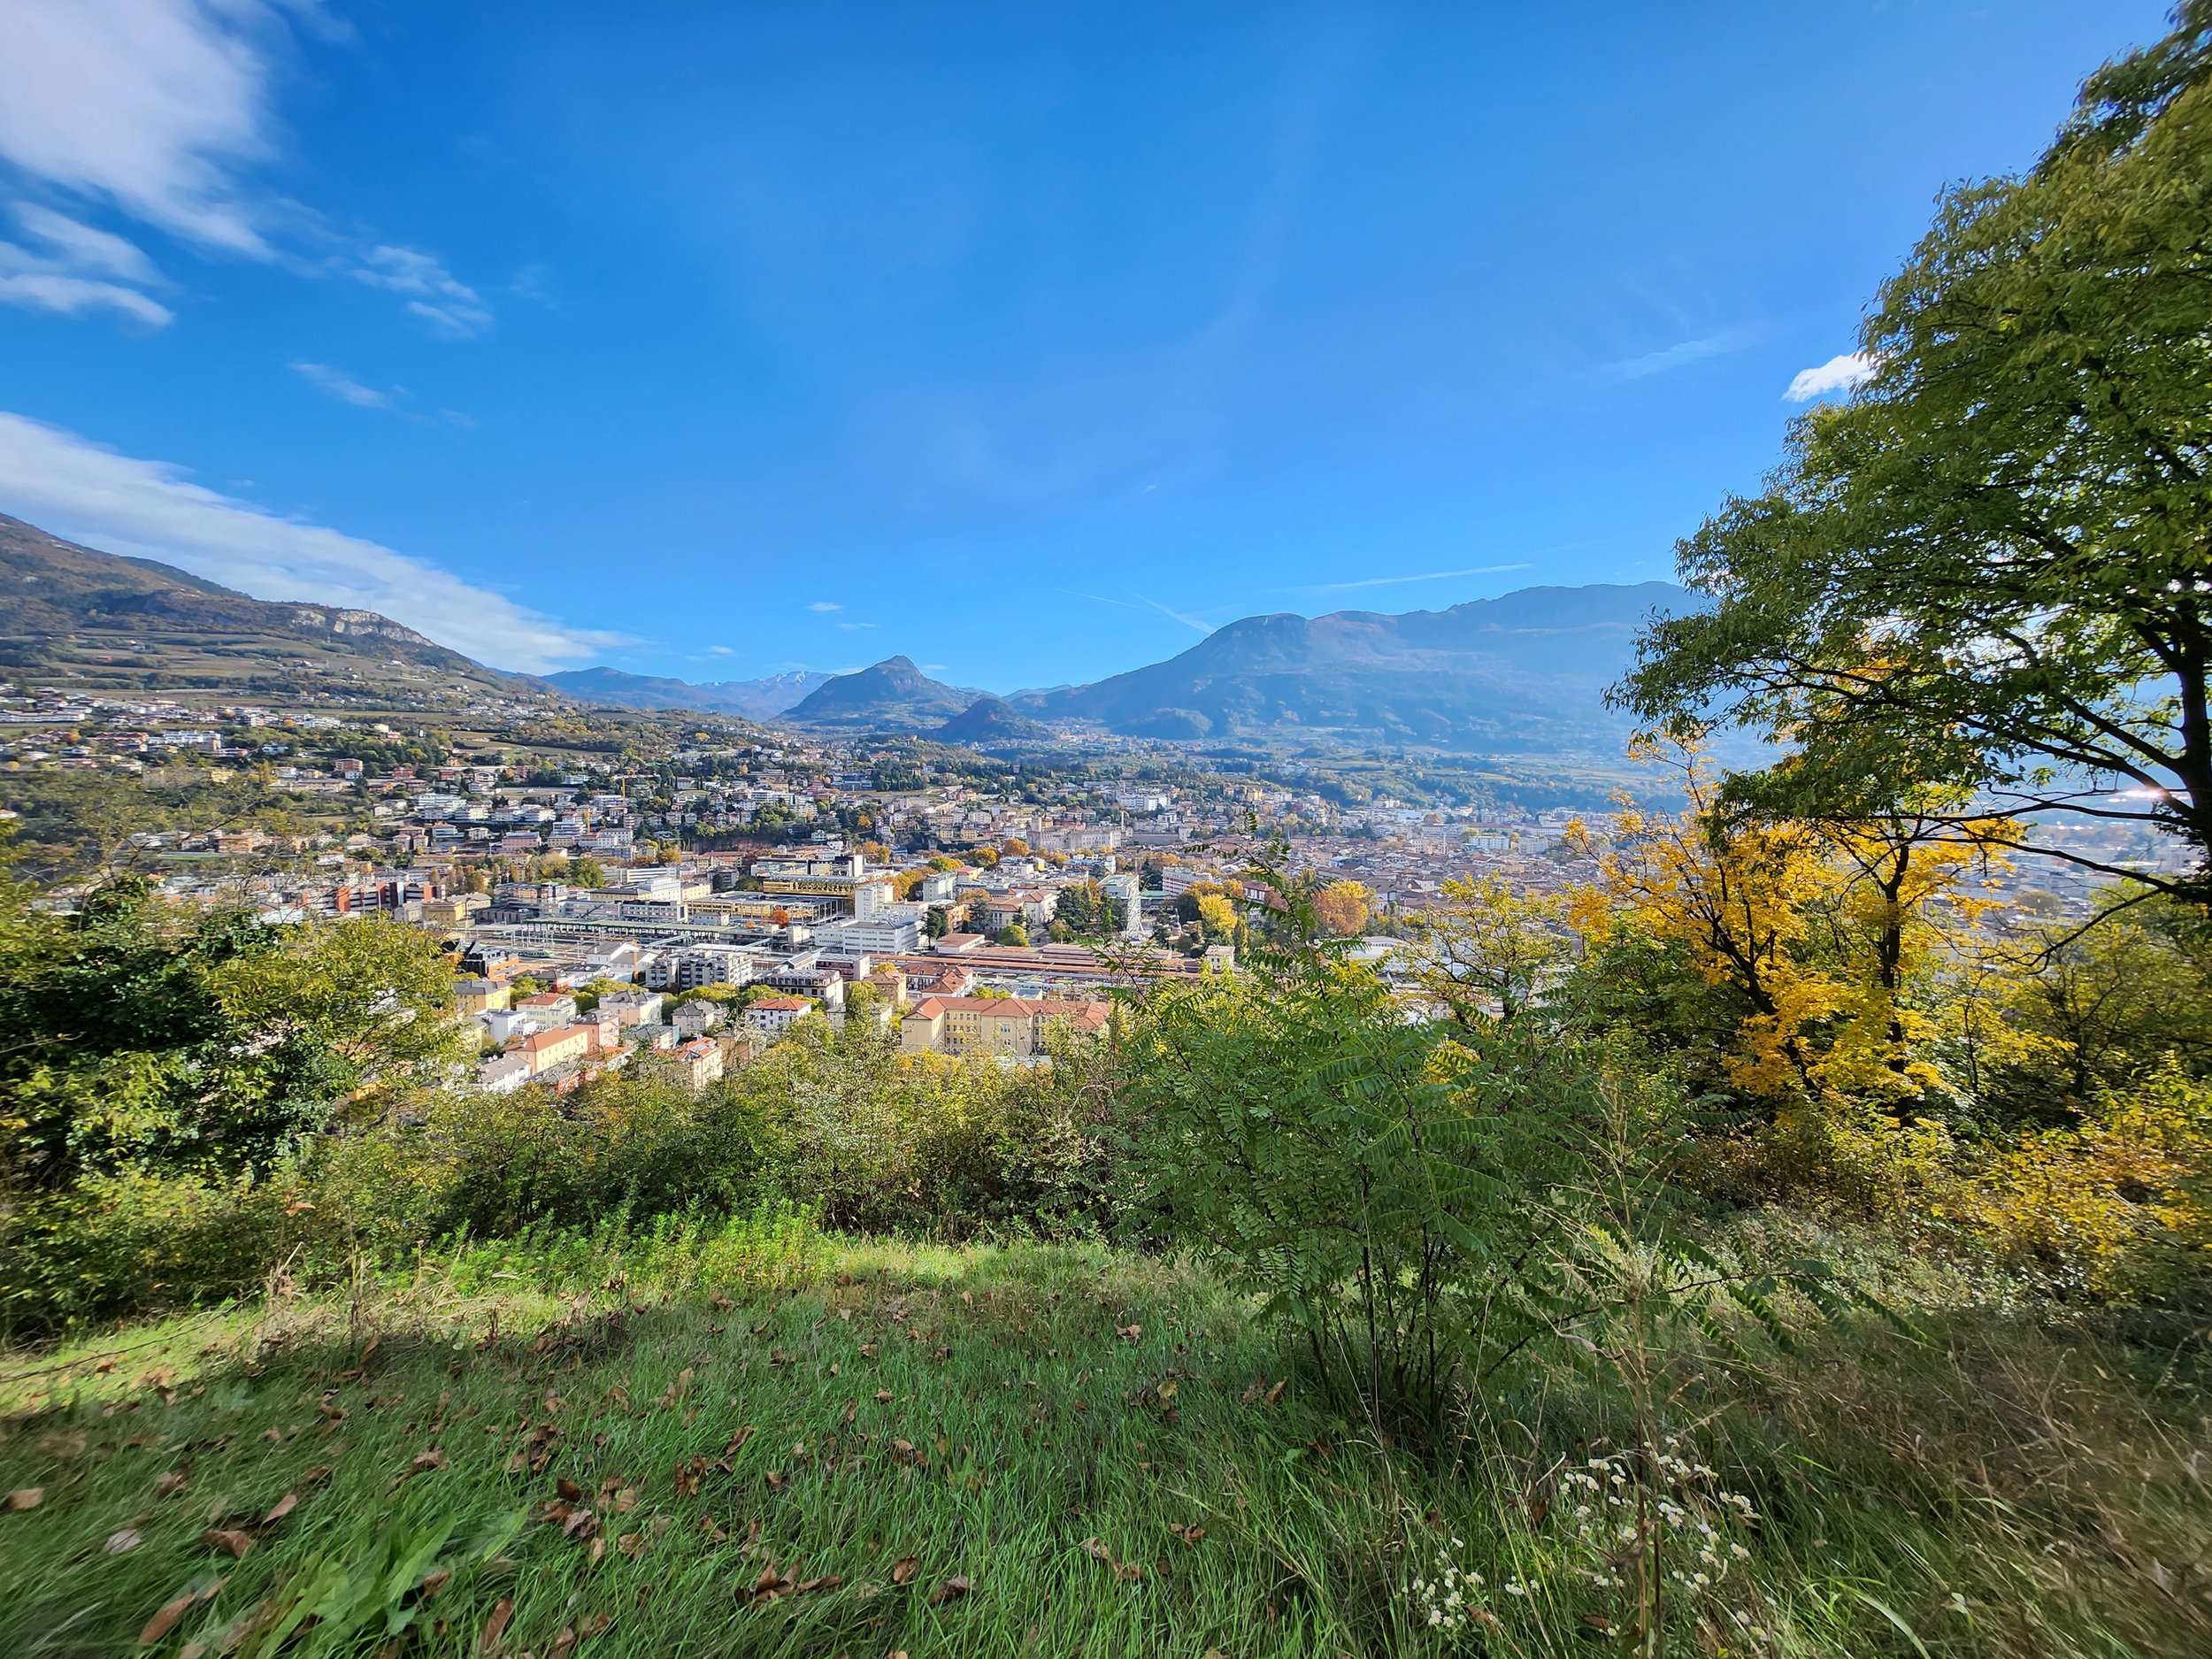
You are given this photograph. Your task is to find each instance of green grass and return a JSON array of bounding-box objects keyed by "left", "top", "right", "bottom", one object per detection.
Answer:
[{"left": 2, "top": 1213, "right": 2208, "bottom": 1658}]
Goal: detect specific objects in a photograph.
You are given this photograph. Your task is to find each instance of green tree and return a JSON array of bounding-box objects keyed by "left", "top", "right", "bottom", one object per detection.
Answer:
[{"left": 1617, "top": 3, "right": 2212, "bottom": 890}]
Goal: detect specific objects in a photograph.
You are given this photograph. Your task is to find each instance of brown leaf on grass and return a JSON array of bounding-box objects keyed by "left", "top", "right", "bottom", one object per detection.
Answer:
[
  {"left": 411, "top": 1449, "right": 446, "bottom": 1472},
  {"left": 1114, "top": 1562, "right": 1144, "bottom": 1582},
  {"left": 547, "top": 1626, "right": 577, "bottom": 1659},
  {"left": 154, "top": 1470, "right": 189, "bottom": 1498},
  {"left": 201, "top": 1527, "right": 255, "bottom": 1559},
  {"left": 301, "top": 1464, "right": 334, "bottom": 1487},
  {"left": 4, "top": 1488, "right": 42, "bottom": 1511},
  {"left": 928, "top": 1575, "right": 972, "bottom": 1605},
  {"left": 618, "top": 1532, "right": 645, "bottom": 1559},
  {"left": 557, "top": 1477, "right": 584, "bottom": 1502},
  {"left": 698, "top": 1517, "right": 728, "bottom": 1544},
  {"left": 764, "top": 1470, "right": 785, "bottom": 1492},
  {"left": 1115, "top": 1324, "right": 1141, "bottom": 1342},
  {"left": 724, "top": 1425, "right": 756, "bottom": 1455},
  {"left": 140, "top": 1593, "right": 197, "bottom": 1646},
  {"left": 657, "top": 1369, "right": 694, "bottom": 1409},
  {"left": 710, "top": 1293, "right": 733, "bottom": 1310},
  {"left": 858, "top": 1343, "right": 879, "bottom": 1360},
  {"left": 563, "top": 1508, "right": 598, "bottom": 1540},
  {"left": 105, "top": 1528, "right": 144, "bottom": 1553},
  {"left": 840, "top": 1400, "right": 857, "bottom": 1426},
  {"left": 1081, "top": 1538, "right": 1114, "bottom": 1565},
  {"left": 1263, "top": 1379, "right": 1287, "bottom": 1409},
  {"left": 419, "top": 1570, "right": 450, "bottom": 1599},
  {"left": 873, "top": 1390, "right": 892, "bottom": 1404},
  {"left": 477, "top": 1597, "right": 514, "bottom": 1655},
  {"left": 317, "top": 1402, "right": 347, "bottom": 1422},
  {"left": 794, "top": 1574, "right": 842, "bottom": 1594},
  {"left": 960, "top": 1290, "right": 973, "bottom": 1308},
  {"left": 358, "top": 1334, "right": 380, "bottom": 1364},
  {"left": 890, "top": 1555, "right": 919, "bottom": 1586},
  {"left": 263, "top": 1493, "right": 298, "bottom": 1525}
]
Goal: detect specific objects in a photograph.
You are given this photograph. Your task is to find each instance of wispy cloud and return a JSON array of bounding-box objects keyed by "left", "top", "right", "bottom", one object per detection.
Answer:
[
  {"left": 1305, "top": 562, "right": 1531, "bottom": 595},
  {"left": 809, "top": 601, "right": 842, "bottom": 612},
  {"left": 837, "top": 621, "right": 876, "bottom": 632},
  {"left": 291, "top": 360, "right": 396, "bottom": 411},
  {"left": 1786, "top": 351, "right": 1875, "bottom": 402},
  {"left": 1133, "top": 592, "right": 1215, "bottom": 635},
  {"left": 0, "top": 409, "right": 618, "bottom": 672},
  {"left": 0, "top": 3, "right": 487, "bottom": 334},
  {"left": 706, "top": 644, "right": 734, "bottom": 656},
  {"left": 350, "top": 243, "right": 491, "bottom": 339},
  {"left": 292, "top": 360, "right": 472, "bottom": 426},
  {"left": 1595, "top": 325, "right": 1765, "bottom": 383},
  {"left": 0, "top": 203, "right": 172, "bottom": 326}
]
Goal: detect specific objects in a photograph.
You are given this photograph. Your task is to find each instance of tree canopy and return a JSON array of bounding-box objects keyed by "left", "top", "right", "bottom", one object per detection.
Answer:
[{"left": 1617, "top": 2, "right": 2212, "bottom": 892}]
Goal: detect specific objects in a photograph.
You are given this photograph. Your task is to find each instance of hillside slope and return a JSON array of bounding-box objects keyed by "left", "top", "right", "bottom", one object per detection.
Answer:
[
  {"left": 786, "top": 656, "right": 981, "bottom": 728},
  {"left": 1025, "top": 581, "right": 1691, "bottom": 749},
  {"left": 0, "top": 511, "right": 534, "bottom": 705}
]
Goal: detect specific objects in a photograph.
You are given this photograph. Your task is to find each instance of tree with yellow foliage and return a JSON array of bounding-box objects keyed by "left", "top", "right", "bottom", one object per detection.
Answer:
[
  {"left": 1310, "top": 879, "right": 1372, "bottom": 939},
  {"left": 1408, "top": 874, "right": 1572, "bottom": 1030},
  {"left": 1582, "top": 742, "right": 2012, "bottom": 1113}
]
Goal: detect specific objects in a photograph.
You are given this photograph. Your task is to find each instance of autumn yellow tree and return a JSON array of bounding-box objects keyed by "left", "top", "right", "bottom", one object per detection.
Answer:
[
  {"left": 1408, "top": 874, "right": 1572, "bottom": 1029},
  {"left": 1585, "top": 742, "right": 2010, "bottom": 1112},
  {"left": 1310, "top": 879, "right": 1372, "bottom": 938}
]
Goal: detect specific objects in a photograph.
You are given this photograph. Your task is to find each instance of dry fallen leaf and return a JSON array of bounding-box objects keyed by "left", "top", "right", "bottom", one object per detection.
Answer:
[
  {"left": 873, "top": 1389, "right": 893, "bottom": 1404},
  {"left": 928, "top": 1575, "right": 972, "bottom": 1605},
  {"left": 411, "top": 1448, "right": 446, "bottom": 1472},
  {"left": 201, "top": 1527, "right": 256, "bottom": 1559},
  {"left": 1081, "top": 1538, "right": 1114, "bottom": 1565},
  {"left": 1263, "top": 1378, "right": 1288, "bottom": 1409},
  {"left": 154, "top": 1470, "right": 189, "bottom": 1499},
  {"left": 477, "top": 1596, "right": 514, "bottom": 1655},
  {"left": 263, "top": 1493, "right": 298, "bottom": 1525},
  {"left": 105, "top": 1528, "right": 144, "bottom": 1554},
  {"left": 419, "top": 1570, "right": 450, "bottom": 1600},
  {"left": 1170, "top": 1523, "right": 1206, "bottom": 1545},
  {"left": 890, "top": 1555, "right": 919, "bottom": 1586},
  {"left": 618, "top": 1532, "right": 644, "bottom": 1559},
  {"left": 4, "top": 1488, "right": 42, "bottom": 1511},
  {"left": 557, "top": 1477, "right": 583, "bottom": 1502},
  {"left": 140, "top": 1592, "right": 197, "bottom": 1646}
]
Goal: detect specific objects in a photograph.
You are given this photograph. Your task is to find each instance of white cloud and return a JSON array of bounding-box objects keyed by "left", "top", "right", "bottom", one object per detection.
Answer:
[
  {"left": 0, "top": 0, "right": 275, "bottom": 255},
  {"left": 351, "top": 244, "right": 491, "bottom": 339},
  {"left": 1133, "top": 592, "right": 1214, "bottom": 634},
  {"left": 291, "top": 360, "right": 396, "bottom": 411},
  {"left": 809, "top": 601, "right": 842, "bottom": 612},
  {"left": 0, "top": 202, "right": 173, "bottom": 325},
  {"left": 706, "top": 645, "right": 734, "bottom": 656},
  {"left": 837, "top": 621, "right": 877, "bottom": 631},
  {"left": 0, "top": 410, "right": 617, "bottom": 672},
  {"left": 0, "top": 264, "right": 173, "bottom": 326},
  {"left": 12, "top": 203, "right": 160, "bottom": 282},
  {"left": 1307, "top": 562, "right": 1531, "bottom": 595},
  {"left": 1596, "top": 325, "right": 1765, "bottom": 384},
  {"left": 1786, "top": 351, "right": 1876, "bottom": 402},
  {"left": 0, "top": 3, "right": 488, "bottom": 334}
]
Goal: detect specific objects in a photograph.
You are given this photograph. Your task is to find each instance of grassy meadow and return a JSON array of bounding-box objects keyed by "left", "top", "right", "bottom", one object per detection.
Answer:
[{"left": 4, "top": 1212, "right": 2205, "bottom": 1659}]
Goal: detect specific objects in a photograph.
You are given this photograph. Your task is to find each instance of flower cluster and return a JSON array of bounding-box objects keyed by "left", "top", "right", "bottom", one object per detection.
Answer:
[
  {"left": 1548, "top": 1436, "right": 1771, "bottom": 1645},
  {"left": 1409, "top": 1537, "right": 1491, "bottom": 1642}
]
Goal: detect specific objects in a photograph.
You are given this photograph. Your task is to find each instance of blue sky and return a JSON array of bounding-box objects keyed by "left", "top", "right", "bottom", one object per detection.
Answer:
[{"left": 0, "top": 0, "right": 2173, "bottom": 687}]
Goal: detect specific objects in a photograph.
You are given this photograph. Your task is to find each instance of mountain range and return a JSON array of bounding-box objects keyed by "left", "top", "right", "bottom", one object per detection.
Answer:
[
  {"left": 541, "top": 665, "right": 829, "bottom": 719},
  {"left": 0, "top": 509, "right": 1686, "bottom": 752}
]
